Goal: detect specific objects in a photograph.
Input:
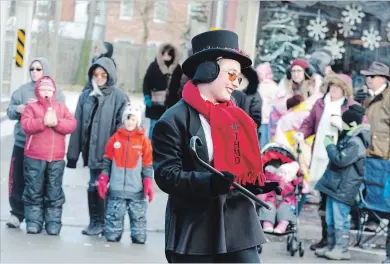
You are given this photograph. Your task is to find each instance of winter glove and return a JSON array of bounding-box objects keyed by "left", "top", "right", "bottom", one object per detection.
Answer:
[
  {"left": 210, "top": 171, "right": 236, "bottom": 195},
  {"left": 143, "top": 177, "right": 154, "bottom": 203},
  {"left": 330, "top": 115, "right": 343, "bottom": 131},
  {"left": 144, "top": 95, "right": 152, "bottom": 108},
  {"left": 293, "top": 132, "right": 304, "bottom": 143},
  {"left": 245, "top": 182, "right": 282, "bottom": 196},
  {"left": 97, "top": 173, "right": 109, "bottom": 199},
  {"left": 354, "top": 89, "right": 369, "bottom": 102},
  {"left": 324, "top": 135, "right": 333, "bottom": 147}
]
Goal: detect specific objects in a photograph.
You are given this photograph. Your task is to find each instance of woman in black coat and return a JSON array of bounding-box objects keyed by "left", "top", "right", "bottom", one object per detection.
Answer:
[
  {"left": 231, "top": 66, "right": 262, "bottom": 127},
  {"left": 152, "top": 30, "right": 279, "bottom": 263},
  {"left": 143, "top": 43, "right": 182, "bottom": 138}
]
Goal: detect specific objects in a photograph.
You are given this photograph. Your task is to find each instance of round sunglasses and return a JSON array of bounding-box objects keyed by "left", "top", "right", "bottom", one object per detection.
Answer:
[
  {"left": 221, "top": 69, "right": 242, "bottom": 85},
  {"left": 30, "top": 67, "right": 42, "bottom": 72}
]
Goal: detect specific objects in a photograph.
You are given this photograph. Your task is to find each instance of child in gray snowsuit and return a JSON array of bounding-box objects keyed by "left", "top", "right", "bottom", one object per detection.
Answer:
[{"left": 97, "top": 104, "right": 154, "bottom": 243}]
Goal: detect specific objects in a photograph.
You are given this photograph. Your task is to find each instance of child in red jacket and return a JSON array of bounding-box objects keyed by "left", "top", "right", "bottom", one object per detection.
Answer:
[
  {"left": 97, "top": 104, "right": 154, "bottom": 243},
  {"left": 21, "top": 76, "right": 76, "bottom": 235}
]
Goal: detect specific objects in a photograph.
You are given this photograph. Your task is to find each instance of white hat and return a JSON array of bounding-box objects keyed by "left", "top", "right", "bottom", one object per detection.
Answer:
[{"left": 122, "top": 103, "right": 142, "bottom": 127}]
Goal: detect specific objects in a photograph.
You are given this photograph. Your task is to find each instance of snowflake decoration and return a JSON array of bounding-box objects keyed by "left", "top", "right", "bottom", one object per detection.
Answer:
[
  {"left": 361, "top": 28, "right": 382, "bottom": 51},
  {"left": 324, "top": 37, "right": 345, "bottom": 60},
  {"left": 307, "top": 12, "right": 329, "bottom": 41},
  {"left": 259, "top": 39, "right": 264, "bottom": 46},
  {"left": 342, "top": 3, "right": 365, "bottom": 26},
  {"left": 387, "top": 22, "right": 390, "bottom": 42},
  {"left": 338, "top": 19, "right": 357, "bottom": 37}
]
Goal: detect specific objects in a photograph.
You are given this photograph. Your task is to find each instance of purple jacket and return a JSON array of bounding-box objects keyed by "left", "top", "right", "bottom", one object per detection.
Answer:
[{"left": 298, "top": 97, "right": 359, "bottom": 138}]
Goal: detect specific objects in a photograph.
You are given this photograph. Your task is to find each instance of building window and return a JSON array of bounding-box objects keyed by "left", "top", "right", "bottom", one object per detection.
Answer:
[
  {"left": 255, "top": 1, "right": 390, "bottom": 83},
  {"left": 35, "top": 0, "right": 50, "bottom": 16},
  {"left": 114, "top": 39, "right": 133, "bottom": 44},
  {"left": 147, "top": 40, "right": 162, "bottom": 46},
  {"left": 120, "top": 0, "right": 133, "bottom": 20},
  {"left": 154, "top": 0, "right": 168, "bottom": 23}
]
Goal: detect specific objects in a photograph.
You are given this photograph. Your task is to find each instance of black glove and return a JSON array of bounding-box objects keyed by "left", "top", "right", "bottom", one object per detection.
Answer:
[
  {"left": 245, "top": 182, "right": 282, "bottom": 196},
  {"left": 210, "top": 171, "right": 236, "bottom": 195},
  {"left": 354, "top": 89, "right": 369, "bottom": 102},
  {"left": 66, "top": 159, "right": 77, "bottom": 169}
]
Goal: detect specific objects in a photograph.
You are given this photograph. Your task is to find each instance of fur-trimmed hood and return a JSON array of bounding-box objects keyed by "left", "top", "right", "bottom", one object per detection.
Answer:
[
  {"left": 238, "top": 66, "right": 259, "bottom": 96},
  {"left": 156, "top": 43, "right": 180, "bottom": 75},
  {"left": 320, "top": 74, "right": 353, "bottom": 99}
]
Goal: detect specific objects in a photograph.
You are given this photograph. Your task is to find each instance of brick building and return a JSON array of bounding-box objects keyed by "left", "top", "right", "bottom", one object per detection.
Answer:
[{"left": 105, "top": 0, "right": 191, "bottom": 47}]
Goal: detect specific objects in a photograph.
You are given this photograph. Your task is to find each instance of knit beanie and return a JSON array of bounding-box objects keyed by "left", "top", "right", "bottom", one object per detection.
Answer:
[
  {"left": 38, "top": 77, "right": 55, "bottom": 91},
  {"left": 122, "top": 104, "right": 142, "bottom": 128},
  {"left": 342, "top": 104, "right": 366, "bottom": 127},
  {"left": 290, "top": 59, "right": 309, "bottom": 70},
  {"left": 256, "top": 62, "right": 274, "bottom": 80}
]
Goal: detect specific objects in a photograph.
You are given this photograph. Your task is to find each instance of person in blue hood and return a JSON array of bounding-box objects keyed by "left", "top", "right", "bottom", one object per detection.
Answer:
[
  {"left": 314, "top": 104, "right": 370, "bottom": 261},
  {"left": 6, "top": 57, "right": 65, "bottom": 229}
]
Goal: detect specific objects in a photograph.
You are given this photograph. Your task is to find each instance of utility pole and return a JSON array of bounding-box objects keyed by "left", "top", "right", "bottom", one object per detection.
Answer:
[
  {"left": 0, "top": 0, "right": 10, "bottom": 97},
  {"left": 93, "top": 0, "right": 107, "bottom": 41},
  {"left": 75, "top": 0, "right": 97, "bottom": 85},
  {"left": 9, "top": 0, "right": 34, "bottom": 94},
  {"left": 51, "top": 0, "right": 63, "bottom": 80},
  {"left": 215, "top": 0, "right": 224, "bottom": 28}
]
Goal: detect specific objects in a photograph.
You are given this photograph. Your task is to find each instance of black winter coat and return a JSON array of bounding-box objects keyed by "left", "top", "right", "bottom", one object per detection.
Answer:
[
  {"left": 143, "top": 44, "right": 182, "bottom": 120},
  {"left": 231, "top": 67, "right": 262, "bottom": 127},
  {"left": 67, "top": 58, "right": 128, "bottom": 169},
  {"left": 152, "top": 100, "right": 266, "bottom": 259},
  {"left": 315, "top": 125, "right": 371, "bottom": 206}
]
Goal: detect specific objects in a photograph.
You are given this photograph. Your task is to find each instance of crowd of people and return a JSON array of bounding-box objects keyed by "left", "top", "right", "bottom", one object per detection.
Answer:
[{"left": 4, "top": 29, "right": 390, "bottom": 264}]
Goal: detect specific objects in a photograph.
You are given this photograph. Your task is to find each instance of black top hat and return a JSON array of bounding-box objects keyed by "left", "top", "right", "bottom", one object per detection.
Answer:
[{"left": 182, "top": 30, "right": 252, "bottom": 78}]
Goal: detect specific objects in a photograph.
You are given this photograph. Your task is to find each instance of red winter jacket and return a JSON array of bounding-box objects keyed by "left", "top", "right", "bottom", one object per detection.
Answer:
[{"left": 21, "top": 76, "right": 77, "bottom": 162}]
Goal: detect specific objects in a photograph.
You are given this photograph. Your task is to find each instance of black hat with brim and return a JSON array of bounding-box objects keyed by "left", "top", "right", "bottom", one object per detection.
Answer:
[{"left": 182, "top": 30, "right": 252, "bottom": 78}]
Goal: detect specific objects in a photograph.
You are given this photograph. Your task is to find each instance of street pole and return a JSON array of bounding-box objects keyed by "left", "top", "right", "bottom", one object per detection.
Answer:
[
  {"left": 75, "top": 0, "right": 96, "bottom": 85},
  {"left": 94, "top": 0, "right": 107, "bottom": 41},
  {"left": 215, "top": 0, "right": 224, "bottom": 28},
  {"left": 51, "top": 0, "right": 62, "bottom": 80},
  {"left": 9, "top": 0, "right": 34, "bottom": 94},
  {"left": 0, "top": 0, "right": 10, "bottom": 97}
]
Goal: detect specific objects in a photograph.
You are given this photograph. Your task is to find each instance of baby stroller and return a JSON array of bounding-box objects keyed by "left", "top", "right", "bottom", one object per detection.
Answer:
[
  {"left": 355, "top": 158, "right": 390, "bottom": 254},
  {"left": 257, "top": 142, "right": 305, "bottom": 257}
]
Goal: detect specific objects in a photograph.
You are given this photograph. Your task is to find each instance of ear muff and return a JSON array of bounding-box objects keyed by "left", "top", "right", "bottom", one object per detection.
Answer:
[{"left": 192, "top": 61, "right": 220, "bottom": 84}]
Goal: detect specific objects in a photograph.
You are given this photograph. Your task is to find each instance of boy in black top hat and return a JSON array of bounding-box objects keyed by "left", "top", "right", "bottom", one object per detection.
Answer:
[{"left": 152, "top": 30, "right": 278, "bottom": 263}]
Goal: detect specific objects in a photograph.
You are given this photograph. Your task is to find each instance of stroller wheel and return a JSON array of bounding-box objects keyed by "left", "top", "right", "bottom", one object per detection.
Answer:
[
  {"left": 257, "top": 245, "right": 262, "bottom": 254},
  {"left": 290, "top": 238, "right": 297, "bottom": 257},
  {"left": 286, "top": 235, "right": 292, "bottom": 251},
  {"left": 298, "top": 241, "right": 305, "bottom": 257}
]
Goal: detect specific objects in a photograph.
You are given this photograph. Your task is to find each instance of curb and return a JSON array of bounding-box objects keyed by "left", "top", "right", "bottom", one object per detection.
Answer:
[{"left": 0, "top": 219, "right": 385, "bottom": 256}]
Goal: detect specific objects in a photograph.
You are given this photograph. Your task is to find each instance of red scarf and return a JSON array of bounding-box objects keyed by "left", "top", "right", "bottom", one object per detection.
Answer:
[{"left": 182, "top": 81, "right": 265, "bottom": 186}]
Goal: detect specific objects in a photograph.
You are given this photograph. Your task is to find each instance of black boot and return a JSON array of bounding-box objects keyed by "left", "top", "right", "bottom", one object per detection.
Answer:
[
  {"left": 82, "top": 191, "right": 105, "bottom": 236},
  {"left": 310, "top": 216, "right": 328, "bottom": 250}
]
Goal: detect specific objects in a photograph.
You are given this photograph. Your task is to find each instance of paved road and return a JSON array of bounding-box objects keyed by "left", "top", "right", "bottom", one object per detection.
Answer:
[
  {"left": 0, "top": 103, "right": 386, "bottom": 262},
  {"left": 1, "top": 224, "right": 385, "bottom": 263}
]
